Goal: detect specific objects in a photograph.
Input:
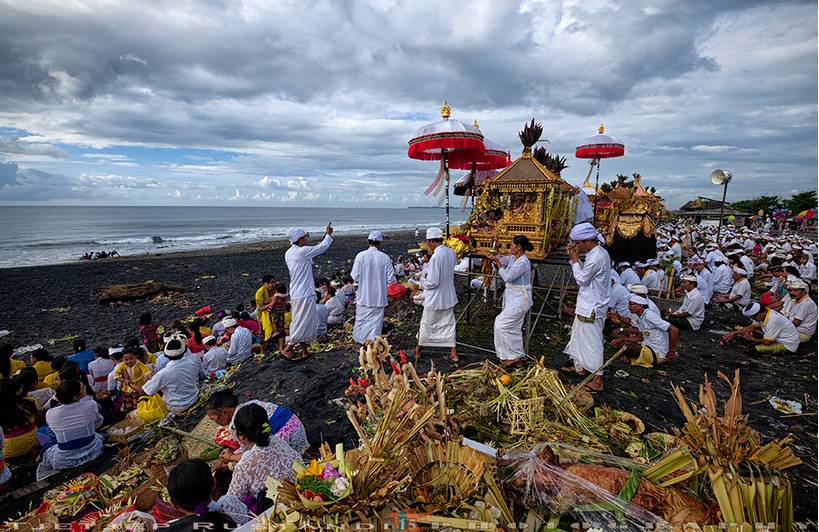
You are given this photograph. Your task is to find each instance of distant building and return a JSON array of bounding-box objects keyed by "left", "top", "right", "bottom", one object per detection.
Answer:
[{"left": 674, "top": 196, "right": 748, "bottom": 223}]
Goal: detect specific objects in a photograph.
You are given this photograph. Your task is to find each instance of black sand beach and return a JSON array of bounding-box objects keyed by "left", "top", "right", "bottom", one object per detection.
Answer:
[{"left": 0, "top": 231, "right": 816, "bottom": 523}]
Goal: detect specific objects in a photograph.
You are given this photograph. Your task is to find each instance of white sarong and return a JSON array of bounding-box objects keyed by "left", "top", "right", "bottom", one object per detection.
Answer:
[
  {"left": 417, "top": 307, "right": 456, "bottom": 347},
  {"left": 562, "top": 314, "right": 605, "bottom": 373},
  {"left": 353, "top": 305, "right": 385, "bottom": 344},
  {"left": 494, "top": 284, "right": 532, "bottom": 361},
  {"left": 287, "top": 296, "right": 317, "bottom": 345}
]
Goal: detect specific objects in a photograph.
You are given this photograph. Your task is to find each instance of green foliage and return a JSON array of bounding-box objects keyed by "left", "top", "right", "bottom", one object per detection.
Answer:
[
  {"left": 782, "top": 191, "right": 817, "bottom": 213},
  {"left": 731, "top": 195, "right": 782, "bottom": 215}
]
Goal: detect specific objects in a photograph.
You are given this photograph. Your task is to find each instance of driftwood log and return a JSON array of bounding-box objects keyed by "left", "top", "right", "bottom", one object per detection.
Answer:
[{"left": 97, "top": 281, "right": 185, "bottom": 304}]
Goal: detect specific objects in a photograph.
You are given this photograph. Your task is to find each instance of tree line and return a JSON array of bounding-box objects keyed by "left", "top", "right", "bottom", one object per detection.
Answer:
[{"left": 730, "top": 191, "right": 817, "bottom": 215}]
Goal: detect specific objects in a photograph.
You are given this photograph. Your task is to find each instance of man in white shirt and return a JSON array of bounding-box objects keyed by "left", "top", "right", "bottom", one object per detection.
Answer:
[
  {"left": 222, "top": 317, "right": 252, "bottom": 364},
  {"left": 647, "top": 259, "right": 666, "bottom": 291},
  {"left": 797, "top": 254, "right": 817, "bottom": 282},
  {"left": 351, "top": 230, "right": 396, "bottom": 345},
  {"left": 688, "top": 257, "right": 713, "bottom": 304},
  {"left": 666, "top": 275, "right": 705, "bottom": 330},
  {"left": 133, "top": 336, "right": 202, "bottom": 412},
  {"left": 608, "top": 273, "right": 631, "bottom": 318},
  {"left": 724, "top": 302, "right": 800, "bottom": 354},
  {"left": 737, "top": 252, "right": 755, "bottom": 279},
  {"left": 613, "top": 295, "right": 679, "bottom": 367},
  {"left": 202, "top": 336, "right": 227, "bottom": 373},
  {"left": 562, "top": 222, "right": 610, "bottom": 391},
  {"left": 283, "top": 225, "right": 333, "bottom": 361},
  {"left": 713, "top": 267, "right": 751, "bottom": 308},
  {"left": 705, "top": 244, "right": 725, "bottom": 271},
  {"left": 669, "top": 236, "right": 682, "bottom": 260},
  {"left": 711, "top": 258, "right": 734, "bottom": 295},
  {"left": 616, "top": 262, "right": 640, "bottom": 287},
  {"left": 782, "top": 279, "right": 817, "bottom": 342},
  {"left": 413, "top": 227, "right": 458, "bottom": 362}
]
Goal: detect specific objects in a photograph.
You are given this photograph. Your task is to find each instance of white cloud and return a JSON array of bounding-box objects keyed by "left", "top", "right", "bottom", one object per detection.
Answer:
[{"left": 0, "top": 1, "right": 814, "bottom": 208}]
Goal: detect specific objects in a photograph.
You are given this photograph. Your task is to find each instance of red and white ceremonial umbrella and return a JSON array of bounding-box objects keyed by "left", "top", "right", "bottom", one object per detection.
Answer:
[
  {"left": 408, "top": 102, "right": 486, "bottom": 237},
  {"left": 449, "top": 124, "right": 509, "bottom": 211},
  {"left": 575, "top": 123, "right": 625, "bottom": 222}
]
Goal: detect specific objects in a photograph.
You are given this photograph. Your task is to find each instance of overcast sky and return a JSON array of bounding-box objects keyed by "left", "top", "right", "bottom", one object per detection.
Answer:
[{"left": 0, "top": 0, "right": 816, "bottom": 209}]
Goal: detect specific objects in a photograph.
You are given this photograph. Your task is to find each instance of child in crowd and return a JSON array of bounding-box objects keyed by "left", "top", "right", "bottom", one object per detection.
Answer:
[
  {"left": 87, "top": 347, "right": 116, "bottom": 396},
  {"left": 68, "top": 339, "right": 94, "bottom": 373},
  {"left": 114, "top": 347, "right": 152, "bottom": 412},
  {"left": 187, "top": 321, "right": 207, "bottom": 355},
  {"left": 138, "top": 312, "right": 160, "bottom": 352},
  {"left": 270, "top": 283, "right": 289, "bottom": 351},
  {"left": 324, "top": 286, "right": 345, "bottom": 325},
  {"left": 340, "top": 275, "right": 356, "bottom": 307}
]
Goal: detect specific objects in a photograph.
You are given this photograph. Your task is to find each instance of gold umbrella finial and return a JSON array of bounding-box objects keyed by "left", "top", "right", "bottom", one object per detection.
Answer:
[
  {"left": 598, "top": 123, "right": 605, "bottom": 134},
  {"left": 473, "top": 118, "right": 479, "bottom": 128},
  {"left": 441, "top": 101, "right": 451, "bottom": 119}
]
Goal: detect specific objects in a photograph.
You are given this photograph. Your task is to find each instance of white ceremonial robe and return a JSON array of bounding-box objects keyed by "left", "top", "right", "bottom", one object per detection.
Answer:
[
  {"left": 493, "top": 255, "right": 532, "bottom": 361},
  {"left": 417, "top": 245, "right": 458, "bottom": 347},
  {"left": 285, "top": 234, "right": 332, "bottom": 345},
  {"left": 288, "top": 296, "right": 318, "bottom": 345},
  {"left": 563, "top": 245, "right": 611, "bottom": 373},
  {"left": 351, "top": 246, "right": 396, "bottom": 344}
]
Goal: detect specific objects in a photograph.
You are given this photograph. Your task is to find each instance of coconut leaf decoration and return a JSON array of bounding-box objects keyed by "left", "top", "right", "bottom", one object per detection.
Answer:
[
  {"left": 518, "top": 118, "right": 544, "bottom": 151},
  {"left": 533, "top": 147, "right": 569, "bottom": 176}
]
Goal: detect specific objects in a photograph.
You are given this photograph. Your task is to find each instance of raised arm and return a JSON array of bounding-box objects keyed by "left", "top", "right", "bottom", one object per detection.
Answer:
[{"left": 301, "top": 234, "right": 333, "bottom": 260}]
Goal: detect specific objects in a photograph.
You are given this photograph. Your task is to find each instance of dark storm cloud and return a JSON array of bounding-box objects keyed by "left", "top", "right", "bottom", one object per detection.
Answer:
[{"left": 0, "top": 0, "right": 814, "bottom": 206}]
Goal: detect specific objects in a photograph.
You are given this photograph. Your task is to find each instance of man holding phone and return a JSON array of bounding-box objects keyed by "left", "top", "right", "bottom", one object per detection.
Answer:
[{"left": 283, "top": 223, "right": 333, "bottom": 361}]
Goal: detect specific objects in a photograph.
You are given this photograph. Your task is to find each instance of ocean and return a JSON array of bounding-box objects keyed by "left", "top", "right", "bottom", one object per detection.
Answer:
[{"left": 0, "top": 206, "right": 468, "bottom": 269}]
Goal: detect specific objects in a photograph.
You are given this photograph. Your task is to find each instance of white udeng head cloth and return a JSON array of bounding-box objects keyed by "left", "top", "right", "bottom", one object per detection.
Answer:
[
  {"left": 742, "top": 302, "right": 761, "bottom": 318},
  {"left": 629, "top": 295, "right": 650, "bottom": 306},
  {"left": 426, "top": 227, "right": 444, "bottom": 240},
  {"left": 368, "top": 230, "right": 383, "bottom": 242},
  {"left": 287, "top": 227, "right": 307, "bottom": 243},
  {"left": 627, "top": 284, "right": 649, "bottom": 295},
  {"left": 569, "top": 222, "right": 598, "bottom": 241}
]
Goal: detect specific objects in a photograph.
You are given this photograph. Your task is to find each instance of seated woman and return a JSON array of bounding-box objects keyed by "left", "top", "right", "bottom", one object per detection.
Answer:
[
  {"left": 15, "top": 367, "right": 54, "bottom": 414},
  {"left": 37, "top": 379, "right": 104, "bottom": 480},
  {"left": 165, "top": 459, "right": 237, "bottom": 532},
  {"left": 31, "top": 348, "right": 56, "bottom": 385},
  {"left": 0, "top": 343, "right": 25, "bottom": 380},
  {"left": 0, "top": 379, "right": 39, "bottom": 459},
  {"left": 206, "top": 389, "right": 308, "bottom": 458},
  {"left": 113, "top": 347, "right": 152, "bottom": 412},
  {"left": 226, "top": 403, "right": 303, "bottom": 507}
]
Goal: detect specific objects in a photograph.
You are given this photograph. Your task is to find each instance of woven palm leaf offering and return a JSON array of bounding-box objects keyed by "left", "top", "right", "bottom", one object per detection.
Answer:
[
  {"left": 446, "top": 359, "right": 609, "bottom": 451},
  {"left": 407, "top": 441, "right": 487, "bottom": 512},
  {"left": 649, "top": 369, "right": 802, "bottom": 531}
]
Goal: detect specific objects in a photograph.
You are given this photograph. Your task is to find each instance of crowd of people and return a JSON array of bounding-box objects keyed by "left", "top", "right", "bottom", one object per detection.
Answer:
[{"left": 0, "top": 218, "right": 815, "bottom": 527}]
